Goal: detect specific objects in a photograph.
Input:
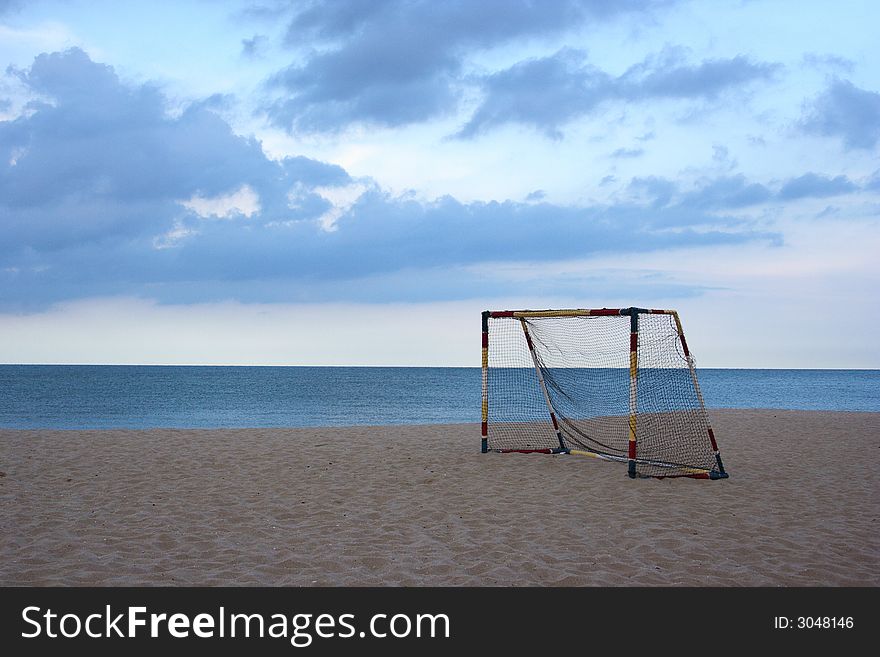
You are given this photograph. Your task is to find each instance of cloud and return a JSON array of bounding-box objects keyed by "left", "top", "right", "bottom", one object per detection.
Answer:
[
  {"left": 617, "top": 50, "right": 780, "bottom": 100},
  {"left": 180, "top": 184, "right": 261, "bottom": 220},
  {"left": 0, "top": 48, "right": 780, "bottom": 310},
  {"left": 628, "top": 176, "right": 677, "bottom": 208},
  {"left": 801, "top": 53, "right": 855, "bottom": 74},
  {"left": 241, "top": 34, "right": 268, "bottom": 58},
  {"left": 456, "top": 48, "right": 611, "bottom": 139},
  {"left": 3, "top": 192, "right": 776, "bottom": 308},
  {"left": 525, "top": 189, "right": 546, "bottom": 201},
  {"left": 0, "top": 0, "right": 20, "bottom": 15},
  {"left": 630, "top": 171, "right": 862, "bottom": 210},
  {"left": 611, "top": 147, "right": 644, "bottom": 158},
  {"left": 264, "top": 0, "right": 672, "bottom": 133},
  {"left": 681, "top": 175, "right": 773, "bottom": 209},
  {"left": 458, "top": 48, "right": 779, "bottom": 138},
  {"left": 801, "top": 78, "right": 880, "bottom": 149},
  {"left": 712, "top": 144, "right": 735, "bottom": 167},
  {"left": 0, "top": 49, "right": 349, "bottom": 255},
  {"left": 778, "top": 173, "right": 858, "bottom": 200}
]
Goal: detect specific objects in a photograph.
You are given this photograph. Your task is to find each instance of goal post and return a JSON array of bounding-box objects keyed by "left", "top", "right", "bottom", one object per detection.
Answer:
[{"left": 481, "top": 307, "right": 728, "bottom": 480}]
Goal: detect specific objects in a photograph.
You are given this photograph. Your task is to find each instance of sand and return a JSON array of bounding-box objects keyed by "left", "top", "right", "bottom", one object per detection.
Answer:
[{"left": 1, "top": 409, "right": 878, "bottom": 586}]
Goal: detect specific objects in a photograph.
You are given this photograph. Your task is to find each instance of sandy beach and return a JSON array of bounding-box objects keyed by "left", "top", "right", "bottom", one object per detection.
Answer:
[{"left": 1, "top": 409, "right": 878, "bottom": 586}]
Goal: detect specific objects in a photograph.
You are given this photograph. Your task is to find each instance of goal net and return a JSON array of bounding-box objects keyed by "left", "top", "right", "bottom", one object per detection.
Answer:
[{"left": 481, "top": 308, "right": 727, "bottom": 480}]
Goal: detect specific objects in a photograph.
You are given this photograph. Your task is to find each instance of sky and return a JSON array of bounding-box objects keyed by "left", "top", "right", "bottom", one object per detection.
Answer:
[{"left": 0, "top": 0, "right": 878, "bottom": 367}]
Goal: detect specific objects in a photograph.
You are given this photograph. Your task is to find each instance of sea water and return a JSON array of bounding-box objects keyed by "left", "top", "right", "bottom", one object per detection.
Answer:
[{"left": 0, "top": 365, "right": 877, "bottom": 429}]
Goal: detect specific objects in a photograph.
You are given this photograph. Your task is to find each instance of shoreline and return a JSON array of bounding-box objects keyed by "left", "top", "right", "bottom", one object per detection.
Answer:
[{"left": 2, "top": 407, "right": 880, "bottom": 432}]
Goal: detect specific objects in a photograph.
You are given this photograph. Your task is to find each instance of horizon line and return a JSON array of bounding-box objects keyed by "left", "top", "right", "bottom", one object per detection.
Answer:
[{"left": 2, "top": 363, "right": 879, "bottom": 371}]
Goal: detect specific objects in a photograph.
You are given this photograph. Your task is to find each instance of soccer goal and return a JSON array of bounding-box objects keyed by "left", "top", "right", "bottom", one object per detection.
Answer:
[{"left": 481, "top": 308, "right": 727, "bottom": 480}]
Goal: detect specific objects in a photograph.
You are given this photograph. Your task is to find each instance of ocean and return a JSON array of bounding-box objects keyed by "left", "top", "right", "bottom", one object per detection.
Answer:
[{"left": 0, "top": 365, "right": 878, "bottom": 429}]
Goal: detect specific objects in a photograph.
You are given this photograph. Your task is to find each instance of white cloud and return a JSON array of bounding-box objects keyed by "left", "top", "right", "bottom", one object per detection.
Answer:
[
  {"left": 152, "top": 221, "right": 198, "bottom": 250},
  {"left": 179, "top": 184, "right": 261, "bottom": 220},
  {"left": 8, "top": 145, "right": 26, "bottom": 167},
  {"left": 313, "top": 182, "right": 368, "bottom": 232}
]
